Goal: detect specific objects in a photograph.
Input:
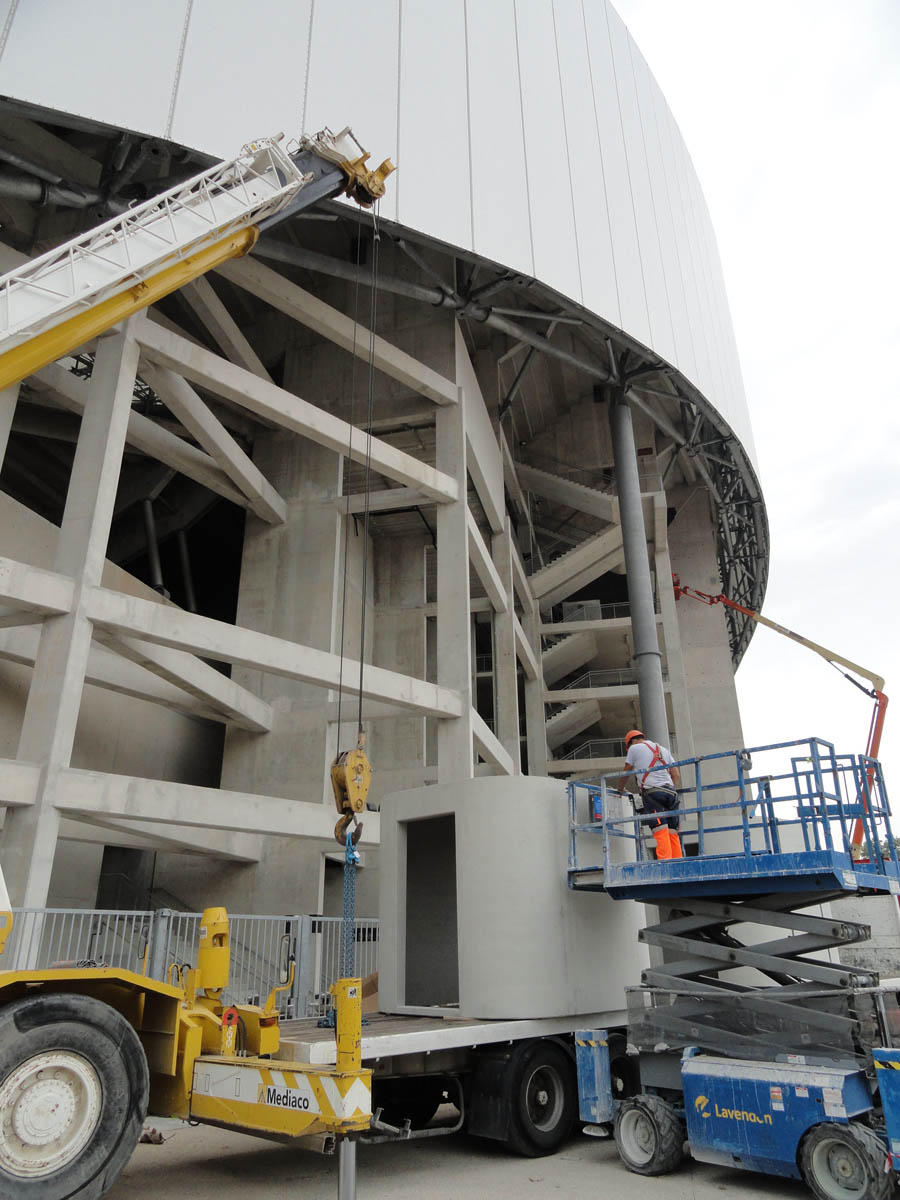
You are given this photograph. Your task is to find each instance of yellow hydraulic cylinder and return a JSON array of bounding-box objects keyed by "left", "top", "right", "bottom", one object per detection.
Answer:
[
  {"left": 197, "top": 906, "right": 230, "bottom": 997},
  {"left": 331, "top": 977, "right": 362, "bottom": 1073},
  {"left": 0, "top": 226, "right": 259, "bottom": 393}
]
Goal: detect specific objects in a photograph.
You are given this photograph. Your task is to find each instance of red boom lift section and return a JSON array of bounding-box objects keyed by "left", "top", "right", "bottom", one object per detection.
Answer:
[{"left": 672, "top": 574, "right": 888, "bottom": 849}]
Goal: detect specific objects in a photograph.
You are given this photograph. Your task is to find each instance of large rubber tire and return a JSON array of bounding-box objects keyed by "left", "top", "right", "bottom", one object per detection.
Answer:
[
  {"left": 505, "top": 1040, "right": 578, "bottom": 1157},
  {"left": 800, "top": 1122, "right": 893, "bottom": 1200},
  {"left": 0, "top": 993, "right": 149, "bottom": 1200},
  {"left": 614, "top": 1094, "right": 685, "bottom": 1176}
]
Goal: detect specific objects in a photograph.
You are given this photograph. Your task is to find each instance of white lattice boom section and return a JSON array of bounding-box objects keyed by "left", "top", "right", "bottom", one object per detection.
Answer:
[{"left": 0, "top": 137, "right": 309, "bottom": 345}]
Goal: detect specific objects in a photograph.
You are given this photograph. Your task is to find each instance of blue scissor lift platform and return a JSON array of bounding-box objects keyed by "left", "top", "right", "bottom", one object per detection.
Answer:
[
  {"left": 569, "top": 739, "right": 900, "bottom": 1197},
  {"left": 568, "top": 737, "right": 900, "bottom": 903}
]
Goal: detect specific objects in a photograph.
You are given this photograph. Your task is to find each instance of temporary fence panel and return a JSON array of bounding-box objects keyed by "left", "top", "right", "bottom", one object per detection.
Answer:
[{"left": 6, "top": 907, "right": 379, "bottom": 1019}]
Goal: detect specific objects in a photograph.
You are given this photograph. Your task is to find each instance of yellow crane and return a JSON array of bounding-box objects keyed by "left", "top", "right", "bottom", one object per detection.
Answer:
[{"left": 0, "top": 124, "right": 389, "bottom": 1200}]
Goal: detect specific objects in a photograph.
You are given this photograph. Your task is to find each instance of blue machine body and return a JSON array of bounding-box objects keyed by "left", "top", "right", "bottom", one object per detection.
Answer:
[
  {"left": 681, "top": 1053, "right": 874, "bottom": 1179},
  {"left": 575, "top": 1029, "right": 615, "bottom": 1124},
  {"left": 872, "top": 1050, "right": 900, "bottom": 1170}
]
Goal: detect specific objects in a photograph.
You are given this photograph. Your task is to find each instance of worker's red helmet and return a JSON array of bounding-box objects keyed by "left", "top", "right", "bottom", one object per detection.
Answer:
[{"left": 624, "top": 729, "right": 645, "bottom": 748}]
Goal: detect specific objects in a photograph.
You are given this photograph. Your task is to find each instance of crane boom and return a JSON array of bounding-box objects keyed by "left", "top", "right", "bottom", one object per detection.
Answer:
[{"left": 0, "top": 127, "right": 394, "bottom": 392}]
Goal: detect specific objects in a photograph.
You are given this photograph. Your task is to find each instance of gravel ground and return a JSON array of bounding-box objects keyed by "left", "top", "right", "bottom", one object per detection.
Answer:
[{"left": 109, "top": 1120, "right": 810, "bottom": 1200}]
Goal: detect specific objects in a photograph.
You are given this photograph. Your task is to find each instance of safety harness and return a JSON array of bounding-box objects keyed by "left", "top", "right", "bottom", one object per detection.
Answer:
[{"left": 640, "top": 741, "right": 672, "bottom": 792}]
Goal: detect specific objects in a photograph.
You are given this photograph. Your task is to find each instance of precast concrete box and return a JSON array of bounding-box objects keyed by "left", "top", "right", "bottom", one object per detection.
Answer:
[{"left": 377, "top": 776, "right": 650, "bottom": 1019}]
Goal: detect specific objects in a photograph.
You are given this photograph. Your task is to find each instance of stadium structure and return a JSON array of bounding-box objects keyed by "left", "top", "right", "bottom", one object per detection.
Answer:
[{"left": 0, "top": 0, "right": 766, "bottom": 917}]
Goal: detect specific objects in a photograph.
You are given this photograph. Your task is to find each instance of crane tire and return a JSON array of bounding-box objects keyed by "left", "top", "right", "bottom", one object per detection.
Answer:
[
  {"left": 504, "top": 1040, "right": 577, "bottom": 1157},
  {"left": 0, "top": 992, "right": 149, "bottom": 1199},
  {"left": 800, "top": 1121, "right": 893, "bottom": 1200},
  {"left": 614, "top": 1094, "right": 685, "bottom": 1176}
]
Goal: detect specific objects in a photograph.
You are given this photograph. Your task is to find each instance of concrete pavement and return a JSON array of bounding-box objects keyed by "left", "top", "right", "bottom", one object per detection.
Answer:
[{"left": 109, "top": 1122, "right": 809, "bottom": 1200}]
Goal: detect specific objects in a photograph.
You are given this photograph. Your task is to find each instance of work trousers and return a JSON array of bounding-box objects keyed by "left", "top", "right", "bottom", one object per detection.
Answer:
[{"left": 641, "top": 787, "right": 680, "bottom": 831}]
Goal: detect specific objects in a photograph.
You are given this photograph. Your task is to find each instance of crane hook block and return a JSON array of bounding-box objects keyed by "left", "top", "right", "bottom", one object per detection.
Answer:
[{"left": 331, "top": 747, "right": 371, "bottom": 817}]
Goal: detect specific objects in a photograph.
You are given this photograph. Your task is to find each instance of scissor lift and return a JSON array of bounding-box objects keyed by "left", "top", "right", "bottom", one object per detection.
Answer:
[{"left": 568, "top": 739, "right": 900, "bottom": 1199}]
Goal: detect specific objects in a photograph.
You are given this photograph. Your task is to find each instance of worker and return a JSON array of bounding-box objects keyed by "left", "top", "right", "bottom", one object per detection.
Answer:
[{"left": 618, "top": 730, "right": 682, "bottom": 861}]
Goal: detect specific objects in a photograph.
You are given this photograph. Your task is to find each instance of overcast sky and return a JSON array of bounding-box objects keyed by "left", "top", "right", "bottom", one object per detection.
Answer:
[{"left": 613, "top": 0, "right": 900, "bottom": 779}]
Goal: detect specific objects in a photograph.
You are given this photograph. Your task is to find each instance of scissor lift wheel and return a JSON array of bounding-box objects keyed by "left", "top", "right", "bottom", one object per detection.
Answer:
[{"left": 614, "top": 1094, "right": 685, "bottom": 1176}]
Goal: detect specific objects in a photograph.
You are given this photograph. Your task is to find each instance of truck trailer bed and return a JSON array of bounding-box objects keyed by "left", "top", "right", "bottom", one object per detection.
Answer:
[{"left": 278, "top": 1010, "right": 618, "bottom": 1065}]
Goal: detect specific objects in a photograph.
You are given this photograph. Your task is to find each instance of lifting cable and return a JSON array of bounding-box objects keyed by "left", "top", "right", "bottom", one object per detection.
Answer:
[
  {"left": 332, "top": 201, "right": 380, "bottom": 984},
  {"left": 335, "top": 202, "right": 381, "bottom": 738}
]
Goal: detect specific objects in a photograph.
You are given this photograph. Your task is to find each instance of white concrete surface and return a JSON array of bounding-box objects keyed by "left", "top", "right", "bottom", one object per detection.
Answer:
[
  {"left": 108, "top": 1120, "right": 808, "bottom": 1200},
  {"left": 378, "top": 775, "right": 649, "bottom": 1019}
]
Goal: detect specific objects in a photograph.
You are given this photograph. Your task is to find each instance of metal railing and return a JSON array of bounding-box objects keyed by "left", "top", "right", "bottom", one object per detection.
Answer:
[
  {"left": 559, "top": 738, "right": 626, "bottom": 762},
  {"left": 568, "top": 737, "right": 898, "bottom": 879},
  {"left": 5, "top": 908, "right": 379, "bottom": 1019},
  {"left": 560, "top": 600, "right": 632, "bottom": 622},
  {"left": 557, "top": 666, "right": 670, "bottom": 691}
]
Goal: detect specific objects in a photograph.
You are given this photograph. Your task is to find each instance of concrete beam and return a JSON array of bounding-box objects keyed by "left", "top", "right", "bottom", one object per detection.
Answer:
[
  {"left": 0, "top": 556, "right": 74, "bottom": 617},
  {"left": 218, "top": 255, "right": 457, "bottom": 405},
  {"left": 510, "top": 539, "right": 536, "bottom": 614},
  {"left": 513, "top": 613, "right": 539, "bottom": 681},
  {"left": 94, "top": 631, "right": 272, "bottom": 733},
  {"left": 85, "top": 585, "right": 463, "bottom": 719},
  {"left": 471, "top": 710, "right": 514, "bottom": 775},
  {"left": 136, "top": 319, "right": 458, "bottom": 505},
  {"left": 140, "top": 363, "right": 286, "bottom": 524},
  {"left": 0, "top": 609, "right": 45, "bottom": 629},
  {"left": 516, "top": 461, "right": 619, "bottom": 523},
  {"left": 31, "top": 364, "right": 247, "bottom": 508},
  {"left": 528, "top": 526, "right": 625, "bottom": 610},
  {"left": 181, "top": 276, "right": 273, "bottom": 381},
  {"left": 59, "top": 813, "right": 263, "bottom": 862},
  {"left": 338, "top": 487, "right": 430, "bottom": 515},
  {"left": 466, "top": 511, "right": 507, "bottom": 614},
  {"left": 54, "top": 766, "right": 382, "bottom": 847},
  {"left": 0, "top": 759, "right": 40, "bottom": 807},
  {"left": 0, "top": 625, "right": 248, "bottom": 726},
  {"left": 457, "top": 327, "right": 504, "bottom": 531}
]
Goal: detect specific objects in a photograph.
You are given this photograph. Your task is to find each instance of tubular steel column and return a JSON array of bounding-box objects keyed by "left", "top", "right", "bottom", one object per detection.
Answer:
[{"left": 610, "top": 392, "right": 668, "bottom": 745}]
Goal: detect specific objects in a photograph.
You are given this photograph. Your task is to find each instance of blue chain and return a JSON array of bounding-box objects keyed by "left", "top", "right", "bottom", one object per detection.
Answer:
[{"left": 341, "top": 829, "right": 360, "bottom": 979}]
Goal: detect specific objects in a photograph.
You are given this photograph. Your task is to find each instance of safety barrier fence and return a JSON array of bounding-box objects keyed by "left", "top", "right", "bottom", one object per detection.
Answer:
[{"left": 4, "top": 908, "right": 379, "bottom": 1019}]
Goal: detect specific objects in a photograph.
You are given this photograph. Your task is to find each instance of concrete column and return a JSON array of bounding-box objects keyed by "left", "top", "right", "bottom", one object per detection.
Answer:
[
  {"left": 216, "top": 435, "right": 346, "bottom": 916},
  {"left": 491, "top": 520, "right": 521, "bottom": 773},
  {"left": 610, "top": 394, "right": 668, "bottom": 744},
  {"left": 523, "top": 604, "right": 548, "bottom": 776},
  {"left": 435, "top": 387, "right": 473, "bottom": 781},
  {"left": 371, "top": 535, "right": 428, "bottom": 802},
  {"left": 0, "top": 384, "right": 19, "bottom": 468},
  {"left": 2, "top": 328, "right": 139, "bottom": 906}
]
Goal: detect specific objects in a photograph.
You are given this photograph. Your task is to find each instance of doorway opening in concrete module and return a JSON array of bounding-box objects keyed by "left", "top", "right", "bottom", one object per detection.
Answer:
[{"left": 404, "top": 814, "right": 459, "bottom": 1008}]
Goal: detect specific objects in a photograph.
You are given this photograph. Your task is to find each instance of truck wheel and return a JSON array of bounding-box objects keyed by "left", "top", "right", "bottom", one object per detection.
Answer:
[
  {"left": 0, "top": 993, "right": 148, "bottom": 1199},
  {"left": 800, "top": 1122, "right": 892, "bottom": 1200},
  {"left": 614, "top": 1094, "right": 685, "bottom": 1176},
  {"left": 505, "top": 1041, "right": 577, "bottom": 1157}
]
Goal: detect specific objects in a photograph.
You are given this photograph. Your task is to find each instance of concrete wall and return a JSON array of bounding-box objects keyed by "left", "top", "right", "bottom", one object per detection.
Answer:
[{"left": 378, "top": 775, "right": 649, "bottom": 1020}]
